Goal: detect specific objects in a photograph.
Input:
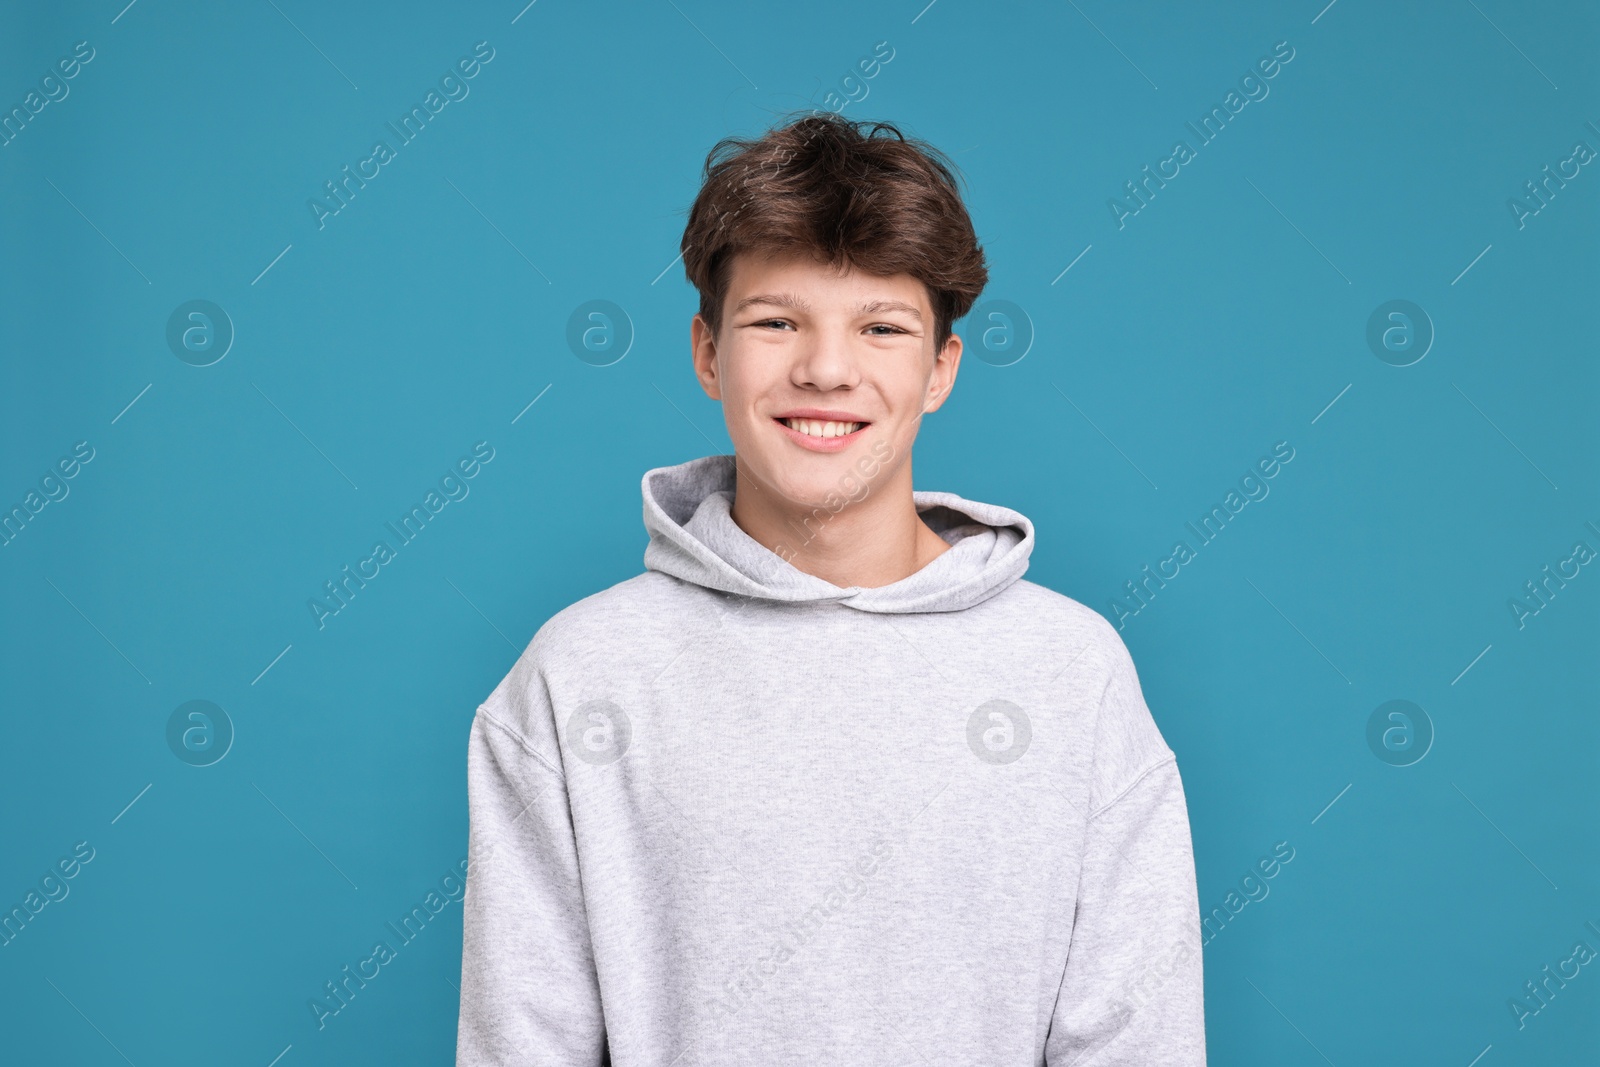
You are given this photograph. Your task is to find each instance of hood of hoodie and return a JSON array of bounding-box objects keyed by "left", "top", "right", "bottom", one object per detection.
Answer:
[{"left": 641, "top": 453, "right": 1033, "bottom": 614}]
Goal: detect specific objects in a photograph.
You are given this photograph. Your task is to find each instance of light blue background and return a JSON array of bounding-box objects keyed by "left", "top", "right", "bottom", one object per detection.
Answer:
[{"left": 2, "top": 1, "right": 1596, "bottom": 1064}]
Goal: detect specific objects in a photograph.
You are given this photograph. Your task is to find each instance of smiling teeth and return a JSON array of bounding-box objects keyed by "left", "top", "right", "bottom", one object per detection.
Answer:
[{"left": 782, "top": 419, "right": 862, "bottom": 438}]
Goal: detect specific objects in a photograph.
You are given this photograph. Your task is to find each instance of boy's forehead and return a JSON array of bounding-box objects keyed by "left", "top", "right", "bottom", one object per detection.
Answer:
[{"left": 724, "top": 250, "right": 929, "bottom": 311}]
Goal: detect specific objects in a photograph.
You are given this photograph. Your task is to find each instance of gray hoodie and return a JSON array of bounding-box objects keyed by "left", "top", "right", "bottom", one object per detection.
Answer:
[{"left": 456, "top": 453, "right": 1205, "bottom": 1065}]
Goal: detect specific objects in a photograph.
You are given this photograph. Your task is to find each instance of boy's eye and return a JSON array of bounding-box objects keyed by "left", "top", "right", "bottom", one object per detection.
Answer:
[{"left": 751, "top": 320, "right": 906, "bottom": 335}]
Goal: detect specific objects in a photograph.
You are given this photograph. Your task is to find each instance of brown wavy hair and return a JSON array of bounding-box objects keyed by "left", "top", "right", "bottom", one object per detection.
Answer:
[{"left": 680, "top": 111, "right": 988, "bottom": 356}]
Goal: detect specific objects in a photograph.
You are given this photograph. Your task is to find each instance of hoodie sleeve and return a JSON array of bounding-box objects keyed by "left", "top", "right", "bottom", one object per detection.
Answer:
[
  {"left": 456, "top": 700, "right": 609, "bottom": 1065},
  {"left": 1043, "top": 629, "right": 1206, "bottom": 1066}
]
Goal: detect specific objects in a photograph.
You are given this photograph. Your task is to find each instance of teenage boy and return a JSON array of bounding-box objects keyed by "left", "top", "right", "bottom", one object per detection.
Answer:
[{"left": 456, "top": 113, "right": 1205, "bottom": 1065}]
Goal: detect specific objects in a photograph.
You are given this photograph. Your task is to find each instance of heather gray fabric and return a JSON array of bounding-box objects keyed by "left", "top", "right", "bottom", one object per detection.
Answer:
[{"left": 456, "top": 453, "right": 1206, "bottom": 1065}]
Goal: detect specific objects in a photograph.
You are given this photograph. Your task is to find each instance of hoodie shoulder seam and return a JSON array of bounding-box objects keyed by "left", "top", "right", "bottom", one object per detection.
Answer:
[
  {"left": 476, "top": 703, "right": 565, "bottom": 781},
  {"left": 1088, "top": 753, "right": 1177, "bottom": 821}
]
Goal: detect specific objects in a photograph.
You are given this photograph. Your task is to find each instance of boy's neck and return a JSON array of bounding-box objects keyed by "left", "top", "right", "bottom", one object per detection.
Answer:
[{"left": 727, "top": 454, "right": 952, "bottom": 591}]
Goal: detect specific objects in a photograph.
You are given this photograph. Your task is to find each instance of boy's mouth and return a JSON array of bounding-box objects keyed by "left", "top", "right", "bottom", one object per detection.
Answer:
[
  {"left": 775, "top": 417, "right": 867, "bottom": 439},
  {"left": 772, "top": 413, "right": 872, "bottom": 453}
]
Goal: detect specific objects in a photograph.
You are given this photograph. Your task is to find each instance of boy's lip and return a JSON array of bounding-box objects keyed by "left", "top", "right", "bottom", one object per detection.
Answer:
[
  {"left": 772, "top": 414, "right": 870, "bottom": 452},
  {"left": 772, "top": 408, "right": 871, "bottom": 422}
]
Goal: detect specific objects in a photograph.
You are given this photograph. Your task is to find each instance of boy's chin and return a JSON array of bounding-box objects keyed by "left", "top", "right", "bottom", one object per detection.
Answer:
[{"left": 739, "top": 454, "right": 853, "bottom": 505}]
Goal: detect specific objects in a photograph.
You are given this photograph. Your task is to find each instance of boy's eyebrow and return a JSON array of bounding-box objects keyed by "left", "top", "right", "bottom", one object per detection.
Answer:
[
  {"left": 733, "top": 293, "right": 923, "bottom": 322},
  {"left": 732, "top": 293, "right": 810, "bottom": 315},
  {"left": 859, "top": 299, "right": 922, "bottom": 322}
]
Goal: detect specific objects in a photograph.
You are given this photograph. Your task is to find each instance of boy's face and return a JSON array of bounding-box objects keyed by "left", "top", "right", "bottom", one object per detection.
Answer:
[{"left": 691, "top": 249, "right": 962, "bottom": 508}]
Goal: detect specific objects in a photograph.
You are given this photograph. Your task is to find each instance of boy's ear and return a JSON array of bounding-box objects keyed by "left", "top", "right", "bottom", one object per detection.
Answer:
[
  {"left": 921, "top": 331, "right": 963, "bottom": 414},
  {"left": 691, "top": 313, "right": 722, "bottom": 401}
]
